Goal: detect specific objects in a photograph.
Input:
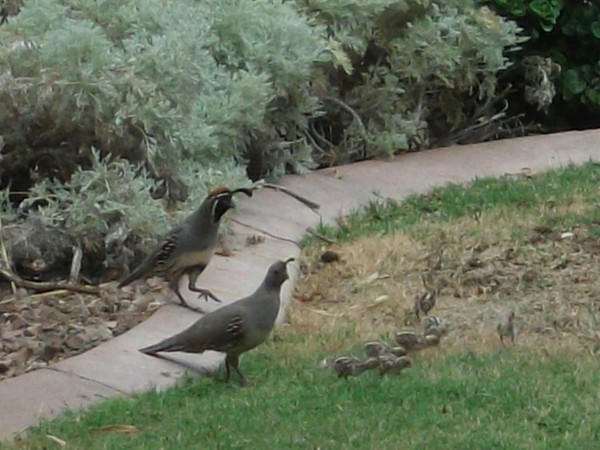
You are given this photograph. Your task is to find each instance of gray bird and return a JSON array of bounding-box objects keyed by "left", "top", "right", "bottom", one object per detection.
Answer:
[
  {"left": 497, "top": 311, "right": 516, "bottom": 345},
  {"left": 139, "top": 258, "right": 293, "bottom": 384},
  {"left": 119, "top": 186, "right": 252, "bottom": 309}
]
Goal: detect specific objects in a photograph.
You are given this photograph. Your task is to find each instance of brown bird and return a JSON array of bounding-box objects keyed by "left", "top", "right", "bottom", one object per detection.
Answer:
[
  {"left": 394, "top": 331, "right": 424, "bottom": 351},
  {"left": 422, "top": 316, "right": 445, "bottom": 338},
  {"left": 119, "top": 187, "right": 253, "bottom": 309},
  {"left": 364, "top": 341, "right": 406, "bottom": 358},
  {"left": 139, "top": 258, "right": 293, "bottom": 384},
  {"left": 378, "top": 354, "right": 413, "bottom": 376},
  {"left": 414, "top": 291, "right": 436, "bottom": 320},
  {"left": 497, "top": 311, "right": 516, "bottom": 345},
  {"left": 363, "top": 340, "right": 393, "bottom": 358},
  {"left": 331, "top": 356, "right": 379, "bottom": 379},
  {"left": 414, "top": 277, "right": 448, "bottom": 320}
]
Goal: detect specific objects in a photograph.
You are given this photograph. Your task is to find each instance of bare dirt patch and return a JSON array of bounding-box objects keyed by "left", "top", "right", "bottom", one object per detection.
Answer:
[
  {"left": 0, "top": 281, "right": 171, "bottom": 380},
  {"left": 291, "top": 199, "right": 600, "bottom": 359}
]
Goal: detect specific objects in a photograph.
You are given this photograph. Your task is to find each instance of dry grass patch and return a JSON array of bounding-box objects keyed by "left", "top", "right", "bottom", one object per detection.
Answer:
[{"left": 291, "top": 196, "right": 600, "bottom": 360}]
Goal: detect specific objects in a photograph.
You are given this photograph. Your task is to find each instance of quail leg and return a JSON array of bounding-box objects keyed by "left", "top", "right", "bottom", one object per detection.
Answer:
[
  {"left": 227, "top": 354, "right": 249, "bottom": 386},
  {"left": 187, "top": 267, "right": 222, "bottom": 303},
  {"left": 170, "top": 278, "right": 207, "bottom": 313}
]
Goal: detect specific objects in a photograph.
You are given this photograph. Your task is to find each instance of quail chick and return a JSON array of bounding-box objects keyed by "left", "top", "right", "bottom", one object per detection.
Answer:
[
  {"left": 378, "top": 354, "right": 413, "bottom": 376},
  {"left": 497, "top": 311, "right": 516, "bottom": 345},
  {"left": 364, "top": 340, "right": 392, "bottom": 358},
  {"left": 394, "top": 331, "right": 425, "bottom": 351},
  {"left": 139, "top": 258, "right": 293, "bottom": 384},
  {"left": 119, "top": 186, "right": 253, "bottom": 310},
  {"left": 332, "top": 356, "right": 379, "bottom": 379},
  {"left": 413, "top": 291, "right": 436, "bottom": 320},
  {"left": 422, "top": 316, "right": 446, "bottom": 337}
]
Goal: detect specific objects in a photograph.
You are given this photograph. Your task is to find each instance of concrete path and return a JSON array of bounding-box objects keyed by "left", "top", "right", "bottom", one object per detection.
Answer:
[{"left": 1, "top": 129, "right": 600, "bottom": 440}]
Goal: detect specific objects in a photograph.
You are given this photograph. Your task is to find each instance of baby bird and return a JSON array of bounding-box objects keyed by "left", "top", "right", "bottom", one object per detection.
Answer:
[
  {"left": 331, "top": 356, "right": 379, "bottom": 379},
  {"left": 394, "top": 331, "right": 424, "bottom": 351},
  {"left": 378, "top": 354, "right": 413, "bottom": 376},
  {"left": 364, "top": 340, "right": 392, "bottom": 358},
  {"left": 414, "top": 277, "right": 448, "bottom": 319},
  {"left": 422, "top": 316, "right": 444, "bottom": 337},
  {"left": 414, "top": 292, "right": 436, "bottom": 320},
  {"left": 497, "top": 311, "right": 516, "bottom": 345},
  {"left": 424, "top": 334, "right": 441, "bottom": 347},
  {"left": 364, "top": 341, "right": 407, "bottom": 359}
]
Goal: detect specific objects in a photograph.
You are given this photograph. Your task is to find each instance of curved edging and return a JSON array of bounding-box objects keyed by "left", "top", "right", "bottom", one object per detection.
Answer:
[{"left": 2, "top": 129, "right": 600, "bottom": 439}]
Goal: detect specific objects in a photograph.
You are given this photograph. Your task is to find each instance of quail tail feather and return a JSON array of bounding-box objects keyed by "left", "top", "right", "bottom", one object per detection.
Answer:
[
  {"left": 139, "top": 334, "right": 188, "bottom": 355},
  {"left": 118, "top": 259, "right": 153, "bottom": 288}
]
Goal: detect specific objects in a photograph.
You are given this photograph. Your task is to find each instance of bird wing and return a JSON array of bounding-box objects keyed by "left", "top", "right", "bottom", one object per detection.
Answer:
[{"left": 153, "top": 231, "right": 180, "bottom": 268}]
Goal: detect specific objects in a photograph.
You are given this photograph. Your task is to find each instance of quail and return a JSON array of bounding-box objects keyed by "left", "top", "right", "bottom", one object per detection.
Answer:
[
  {"left": 414, "top": 292, "right": 436, "bottom": 320},
  {"left": 364, "top": 341, "right": 406, "bottom": 358},
  {"left": 497, "top": 311, "right": 516, "bottom": 345},
  {"left": 394, "top": 331, "right": 424, "bottom": 351},
  {"left": 139, "top": 258, "right": 293, "bottom": 384},
  {"left": 331, "top": 356, "right": 379, "bottom": 379},
  {"left": 363, "top": 340, "right": 393, "bottom": 358},
  {"left": 422, "top": 316, "right": 445, "bottom": 338},
  {"left": 119, "top": 186, "right": 253, "bottom": 309},
  {"left": 413, "top": 277, "right": 448, "bottom": 320},
  {"left": 378, "top": 354, "right": 412, "bottom": 376}
]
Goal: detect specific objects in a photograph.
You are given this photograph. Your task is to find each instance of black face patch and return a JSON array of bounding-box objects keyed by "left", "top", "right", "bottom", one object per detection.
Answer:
[{"left": 212, "top": 194, "right": 233, "bottom": 222}]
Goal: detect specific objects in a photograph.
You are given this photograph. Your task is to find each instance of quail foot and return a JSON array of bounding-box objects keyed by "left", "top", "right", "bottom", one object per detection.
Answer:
[
  {"left": 139, "top": 258, "right": 294, "bottom": 385},
  {"left": 119, "top": 187, "right": 252, "bottom": 311},
  {"left": 497, "top": 311, "right": 516, "bottom": 345}
]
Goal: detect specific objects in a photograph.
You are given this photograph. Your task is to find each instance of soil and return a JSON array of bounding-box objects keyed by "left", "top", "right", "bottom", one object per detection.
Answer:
[{"left": 0, "top": 279, "right": 171, "bottom": 380}]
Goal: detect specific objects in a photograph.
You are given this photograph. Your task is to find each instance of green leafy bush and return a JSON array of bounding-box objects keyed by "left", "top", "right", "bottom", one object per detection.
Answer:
[
  {"left": 486, "top": 0, "right": 600, "bottom": 129},
  {"left": 0, "top": 0, "right": 523, "bottom": 281}
]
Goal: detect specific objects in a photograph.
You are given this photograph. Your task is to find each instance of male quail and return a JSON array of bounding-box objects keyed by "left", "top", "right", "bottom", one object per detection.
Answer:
[
  {"left": 139, "top": 258, "right": 293, "bottom": 384},
  {"left": 119, "top": 186, "right": 252, "bottom": 309},
  {"left": 497, "top": 311, "right": 516, "bottom": 345}
]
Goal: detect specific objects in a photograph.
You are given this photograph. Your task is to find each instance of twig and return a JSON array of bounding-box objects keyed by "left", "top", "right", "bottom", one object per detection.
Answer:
[
  {"left": 322, "top": 95, "right": 368, "bottom": 157},
  {"left": 0, "top": 267, "right": 100, "bottom": 295},
  {"left": 305, "top": 227, "right": 337, "bottom": 244},
  {"left": 250, "top": 180, "right": 320, "bottom": 213},
  {"left": 0, "top": 281, "right": 114, "bottom": 305},
  {"left": 0, "top": 216, "right": 16, "bottom": 294},
  {"left": 69, "top": 244, "right": 83, "bottom": 284},
  {"left": 230, "top": 218, "right": 302, "bottom": 248}
]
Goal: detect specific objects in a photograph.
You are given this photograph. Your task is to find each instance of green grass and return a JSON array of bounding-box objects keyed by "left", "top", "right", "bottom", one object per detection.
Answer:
[
  {"left": 308, "top": 161, "right": 600, "bottom": 243},
  {"left": 6, "top": 161, "right": 600, "bottom": 449},
  {"left": 6, "top": 344, "right": 600, "bottom": 450}
]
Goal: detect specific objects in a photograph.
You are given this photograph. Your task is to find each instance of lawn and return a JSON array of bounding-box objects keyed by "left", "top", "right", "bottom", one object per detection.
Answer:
[{"left": 5, "top": 162, "right": 600, "bottom": 450}]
